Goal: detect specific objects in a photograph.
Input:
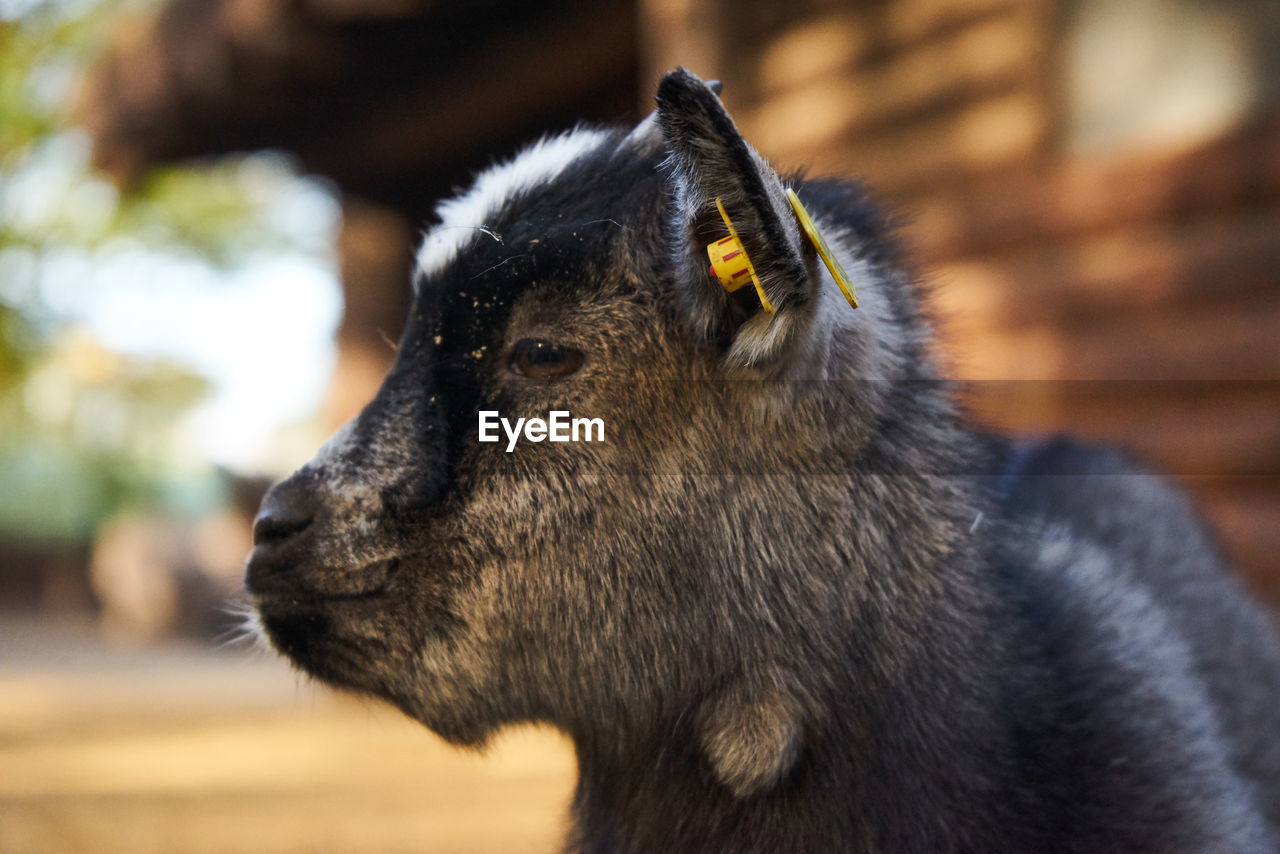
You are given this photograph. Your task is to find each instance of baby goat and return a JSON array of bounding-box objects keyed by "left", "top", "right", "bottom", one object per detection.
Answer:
[{"left": 246, "top": 69, "right": 1280, "bottom": 852}]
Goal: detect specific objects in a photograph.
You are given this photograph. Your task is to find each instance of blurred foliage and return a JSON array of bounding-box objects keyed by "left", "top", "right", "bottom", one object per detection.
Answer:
[
  {"left": 0, "top": 329, "right": 214, "bottom": 540},
  {"left": 0, "top": 0, "right": 325, "bottom": 541},
  {"left": 0, "top": 301, "right": 39, "bottom": 389}
]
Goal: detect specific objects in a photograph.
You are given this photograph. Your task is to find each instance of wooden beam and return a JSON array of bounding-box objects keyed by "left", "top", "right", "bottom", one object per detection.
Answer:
[
  {"left": 899, "top": 113, "right": 1280, "bottom": 263},
  {"left": 81, "top": 0, "right": 639, "bottom": 222},
  {"left": 927, "top": 207, "right": 1280, "bottom": 327}
]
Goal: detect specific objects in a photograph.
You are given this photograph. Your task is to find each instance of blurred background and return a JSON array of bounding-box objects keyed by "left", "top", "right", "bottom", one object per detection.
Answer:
[{"left": 1, "top": 0, "right": 1278, "bottom": 851}]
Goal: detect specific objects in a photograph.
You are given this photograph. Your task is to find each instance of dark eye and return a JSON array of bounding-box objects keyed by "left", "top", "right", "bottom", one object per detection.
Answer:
[{"left": 509, "top": 338, "right": 585, "bottom": 379}]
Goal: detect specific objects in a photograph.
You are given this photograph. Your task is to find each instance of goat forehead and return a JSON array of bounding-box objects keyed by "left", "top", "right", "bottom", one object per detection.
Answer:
[
  {"left": 414, "top": 127, "right": 617, "bottom": 284},
  {"left": 410, "top": 133, "right": 667, "bottom": 344}
]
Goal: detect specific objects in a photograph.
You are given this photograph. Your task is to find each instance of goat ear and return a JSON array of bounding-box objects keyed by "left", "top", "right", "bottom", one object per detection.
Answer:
[
  {"left": 657, "top": 68, "right": 817, "bottom": 368},
  {"left": 618, "top": 81, "right": 721, "bottom": 157},
  {"left": 697, "top": 678, "right": 805, "bottom": 798}
]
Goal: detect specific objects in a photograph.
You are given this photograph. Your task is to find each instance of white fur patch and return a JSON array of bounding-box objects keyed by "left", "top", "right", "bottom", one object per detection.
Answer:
[{"left": 414, "top": 128, "right": 612, "bottom": 283}]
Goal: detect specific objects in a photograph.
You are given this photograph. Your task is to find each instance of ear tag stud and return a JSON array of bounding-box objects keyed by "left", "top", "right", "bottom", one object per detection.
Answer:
[
  {"left": 707, "top": 197, "right": 777, "bottom": 314},
  {"left": 785, "top": 188, "right": 859, "bottom": 309}
]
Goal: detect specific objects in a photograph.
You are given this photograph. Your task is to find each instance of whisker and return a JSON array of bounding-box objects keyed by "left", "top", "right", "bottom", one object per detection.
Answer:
[
  {"left": 472, "top": 254, "right": 530, "bottom": 280},
  {"left": 434, "top": 224, "right": 503, "bottom": 244},
  {"left": 217, "top": 598, "right": 272, "bottom": 655}
]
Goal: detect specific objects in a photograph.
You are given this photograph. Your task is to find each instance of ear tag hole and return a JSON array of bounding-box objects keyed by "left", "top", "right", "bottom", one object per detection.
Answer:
[
  {"left": 707, "top": 197, "right": 776, "bottom": 314},
  {"left": 785, "top": 188, "right": 859, "bottom": 310}
]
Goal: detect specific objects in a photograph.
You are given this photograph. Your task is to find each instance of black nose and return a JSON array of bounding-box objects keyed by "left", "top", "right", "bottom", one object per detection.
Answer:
[{"left": 252, "top": 480, "right": 317, "bottom": 546}]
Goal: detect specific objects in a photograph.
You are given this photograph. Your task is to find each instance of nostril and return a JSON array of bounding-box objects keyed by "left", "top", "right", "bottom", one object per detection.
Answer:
[
  {"left": 253, "top": 511, "right": 311, "bottom": 545},
  {"left": 252, "top": 482, "right": 317, "bottom": 546}
]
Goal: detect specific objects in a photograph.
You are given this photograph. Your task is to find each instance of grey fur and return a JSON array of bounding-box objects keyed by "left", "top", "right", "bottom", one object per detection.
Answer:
[{"left": 246, "top": 68, "right": 1280, "bottom": 852}]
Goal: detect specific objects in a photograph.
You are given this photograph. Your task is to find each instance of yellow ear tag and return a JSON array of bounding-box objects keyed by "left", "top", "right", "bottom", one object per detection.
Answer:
[
  {"left": 785, "top": 188, "right": 859, "bottom": 309},
  {"left": 707, "top": 197, "right": 777, "bottom": 314}
]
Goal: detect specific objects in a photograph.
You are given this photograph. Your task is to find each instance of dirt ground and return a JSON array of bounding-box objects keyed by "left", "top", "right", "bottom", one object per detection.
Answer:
[{"left": 0, "top": 616, "right": 576, "bottom": 854}]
